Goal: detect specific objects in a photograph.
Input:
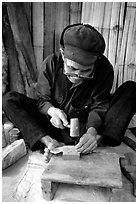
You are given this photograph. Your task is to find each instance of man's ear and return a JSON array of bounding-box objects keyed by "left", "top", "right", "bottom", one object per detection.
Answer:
[{"left": 60, "top": 48, "right": 64, "bottom": 60}]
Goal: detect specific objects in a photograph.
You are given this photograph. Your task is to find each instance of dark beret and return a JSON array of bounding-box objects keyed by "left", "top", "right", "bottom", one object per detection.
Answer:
[{"left": 61, "top": 24, "right": 105, "bottom": 66}]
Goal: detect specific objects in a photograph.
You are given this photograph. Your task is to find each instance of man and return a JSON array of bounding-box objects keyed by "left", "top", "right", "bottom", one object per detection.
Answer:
[{"left": 3, "top": 24, "right": 136, "bottom": 162}]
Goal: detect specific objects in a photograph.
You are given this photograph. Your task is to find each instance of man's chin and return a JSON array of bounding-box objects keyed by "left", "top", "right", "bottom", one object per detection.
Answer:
[{"left": 67, "top": 76, "right": 82, "bottom": 83}]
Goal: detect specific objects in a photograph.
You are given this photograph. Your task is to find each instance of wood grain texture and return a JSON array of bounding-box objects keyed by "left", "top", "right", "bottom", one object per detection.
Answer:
[
  {"left": 42, "top": 152, "right": 122, "bottom": 188},
  {"left": 81, "top": 2, "right": 136, "bottom": 91},
  {"left": 2, "top": 5, "right": 26, "bottom": 93},
  {"left": 7, "top": 2, "right": 37, "bottom": 82}
]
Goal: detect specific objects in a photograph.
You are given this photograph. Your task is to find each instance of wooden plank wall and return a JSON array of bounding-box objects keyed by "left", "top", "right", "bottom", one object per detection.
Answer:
[
  {"left": 32, "top": 2, "right": 82, "bottom": 72},
  {"left": 2, "top": 2, "right": 135, "bottom": 96},
  {"left": 81, "top": 2, "right": 136, "bottom": 92}
]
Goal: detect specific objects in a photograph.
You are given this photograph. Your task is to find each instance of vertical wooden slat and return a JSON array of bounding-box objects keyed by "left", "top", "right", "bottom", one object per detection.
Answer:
[
  {"left": 108, "top": 2, "right": 121, "bottom": 67},
  {"left": 123, "top": 3, "right": 136, "bottom": 82},
  {"left": 7, "top": 2, "right": 37, "bottom": 82},
  {"left": 2, "top": 4, "right": 25, "bottom": 93},
  {"left": 55, "top": 2, "right": 70, "bottom": 53},
  {"left": 24, "top": 2, "right": 32, "bottom": 31},
  {"left": 112, "top": 2, "right": 125, "bottom": 92},
  {"left": 44, "top": 2, "right": 82, "bottom": 58},
  {"left": 44, "top": 2, "right": 56, "bottom": 58},
  {"left": 81, "top": 2, "right": 93, "bottom": 25},
  {"left": 81, "top": 2, "right": 136, "bottom": 91},
  {"left": 70, "top": 2, "right": 82, "bottom": 24},
  {"left": 102, "top": 2, "right": 113, "bottom": 58},
  {"left": 117, "top": 3, "right": 134, "bottom": 86},
  {"left": 82, "top": 2, "right": 105, "bottom": 34},
  {"left": 32, "top": 2, "right": 44, "bottom": 72}
]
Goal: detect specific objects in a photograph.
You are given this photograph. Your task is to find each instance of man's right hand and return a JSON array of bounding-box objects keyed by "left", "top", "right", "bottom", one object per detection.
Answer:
[{"left": 47, "top": 107, "right": 69, "bottom": 129}]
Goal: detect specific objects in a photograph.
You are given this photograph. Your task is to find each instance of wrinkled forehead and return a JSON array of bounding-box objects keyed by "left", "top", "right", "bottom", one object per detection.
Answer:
[{"left": 64, "top": 57, "right": 97, "bottom": 70}]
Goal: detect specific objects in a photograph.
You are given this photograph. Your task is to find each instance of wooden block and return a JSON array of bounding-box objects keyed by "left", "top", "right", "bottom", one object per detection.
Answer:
[
  {"left": 41, "top": 179, "right": 59, "bottom": 201},
  {"left": 2, "top": 139, "right": 27, "bottom": 170},
  {"left": 62, "top": 145, "right": 80, "bottom": 160}
]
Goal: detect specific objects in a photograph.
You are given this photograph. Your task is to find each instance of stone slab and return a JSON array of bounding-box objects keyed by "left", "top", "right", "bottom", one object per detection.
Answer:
[{"left": 2, "top": 139, "right": 27, "bottom": 170}]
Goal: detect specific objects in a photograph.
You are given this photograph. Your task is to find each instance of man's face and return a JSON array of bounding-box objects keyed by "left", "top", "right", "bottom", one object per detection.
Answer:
[{"left": 63, "top": 57, "right": 97, "bottom": 84}]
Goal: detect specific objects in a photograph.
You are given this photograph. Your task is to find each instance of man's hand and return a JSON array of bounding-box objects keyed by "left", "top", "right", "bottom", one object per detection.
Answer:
[
  {"left": 75, "top": 127, "right": 102, "bottom": 154},
  {"left": 47, "top": 107, "right": 69, "bottom": 129}
]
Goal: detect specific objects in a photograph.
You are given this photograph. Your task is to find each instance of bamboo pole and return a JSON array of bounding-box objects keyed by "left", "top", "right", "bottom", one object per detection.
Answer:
[
  {"left": 108, "top": 2, "right": 121, "bottom": 67},
  {"left": 118, "top": 4, "right": 132, "bottom": 86},
  {"left": 102, "top": 2, "right": 113, "bottom": 58},
  {"left": 112, "top": 2, "right": 125, "bottom": 92},
  {"left": 123, "top": 4, "right": 136, "bottom": 82}
]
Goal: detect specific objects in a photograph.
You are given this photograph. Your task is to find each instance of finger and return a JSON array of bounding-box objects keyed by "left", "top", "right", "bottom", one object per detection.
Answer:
[
  {"left": 44, "top": 151, "right": 53, "bottom": 163},
  {"left": 64, "top": 124, "right": 70, "bottom": 128},
  {"left": 44, "top": 147, "right": 49, "bottom": 153},
  {"left": 82, "top": 141, "right": 97, "bottom": 154},
  {"left": 44, "top": 149, "right": 51, "bottom": 162},
  {"left": 44, "top": 148, "right": 49, "bottom": 154},
  {"left": 50, "top": 117, "right": 64, "bottom": 129},
  {"left": 77, "top": 139, "right": 95, "bottom": 153},
  {"left": 44, "top": 152, "right": 49, "bottom": 158},
  {"left": 76, "top": 134, "right": 96, "bottom": 149},
  {"left": 75, "top": 135, "right": 88, "bottom": 149},
  {"left": 58, "top": 111, "right": 69, "bottom": 127},
  {"left": 50, "top": 118, "right": 58, "bottom": 128}
]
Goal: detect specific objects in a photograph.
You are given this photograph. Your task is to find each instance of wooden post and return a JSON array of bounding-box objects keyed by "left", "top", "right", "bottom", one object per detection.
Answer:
[{"left": 41, "top": 179, "right": 59, "bottom": 201}]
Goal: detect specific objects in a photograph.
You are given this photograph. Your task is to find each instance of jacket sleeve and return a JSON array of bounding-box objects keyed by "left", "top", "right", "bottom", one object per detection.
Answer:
[
  {"left": 36, "top": 54, "right": 56, "bottom": 115},
  {"left": 86, "top": 68, "right": 114, "bottom": 133}
]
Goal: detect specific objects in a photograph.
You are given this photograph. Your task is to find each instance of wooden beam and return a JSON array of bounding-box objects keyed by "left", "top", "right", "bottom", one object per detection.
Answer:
[
  {"left": 7, "top": 2, "right": 37, "bottom": 82},
  {"left": 2, "top": 4, "right": 26, "bottom": 93}
]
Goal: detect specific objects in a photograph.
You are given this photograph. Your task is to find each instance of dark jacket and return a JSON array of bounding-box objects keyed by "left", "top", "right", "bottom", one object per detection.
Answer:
[{"left": 36, "top": 52, "right": 114, "bottom": 136}]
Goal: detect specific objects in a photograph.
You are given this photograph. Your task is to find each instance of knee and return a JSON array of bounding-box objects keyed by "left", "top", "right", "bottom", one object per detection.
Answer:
[
  {"left": 122, "top": 81, "right": 136, "bottom": 93},
  {"left": 2, "top": 91, "right": 21, "bottom": 109}
]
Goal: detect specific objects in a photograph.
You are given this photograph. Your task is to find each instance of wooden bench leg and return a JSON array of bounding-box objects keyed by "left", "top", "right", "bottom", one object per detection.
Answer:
[{"left": 41, "top": 180, "right": 59, "bottom": 200}]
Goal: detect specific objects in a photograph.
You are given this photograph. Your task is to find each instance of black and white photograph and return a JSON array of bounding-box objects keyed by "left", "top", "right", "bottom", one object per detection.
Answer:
[{"left": 2, "top": 1, "right": 136, "bottom": 202}]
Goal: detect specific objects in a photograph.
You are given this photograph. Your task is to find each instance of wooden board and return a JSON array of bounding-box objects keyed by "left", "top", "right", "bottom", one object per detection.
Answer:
[{"left": 42, "top": 152, "right": 122, "bottom": 189}]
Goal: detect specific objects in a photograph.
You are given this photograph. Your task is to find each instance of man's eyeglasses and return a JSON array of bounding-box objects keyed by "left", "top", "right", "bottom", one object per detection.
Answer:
[{"left": 64, "top": 72, "right": 93, "bottom": 80}]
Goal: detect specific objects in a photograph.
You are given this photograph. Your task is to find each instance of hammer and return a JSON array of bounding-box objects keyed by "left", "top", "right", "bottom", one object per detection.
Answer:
[{"left": 70, "top": 118, "right": 80, "bottom": 137}]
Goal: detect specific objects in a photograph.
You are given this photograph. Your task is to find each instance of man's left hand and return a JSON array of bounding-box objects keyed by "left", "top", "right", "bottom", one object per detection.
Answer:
[{"left": 75, "top": 127, "right": 102, "bottom": 154}]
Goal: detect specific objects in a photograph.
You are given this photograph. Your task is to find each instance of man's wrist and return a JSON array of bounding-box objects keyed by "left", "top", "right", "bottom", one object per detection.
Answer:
[{"left": 47, "top": 106, "right": 56, "bottom": 116}]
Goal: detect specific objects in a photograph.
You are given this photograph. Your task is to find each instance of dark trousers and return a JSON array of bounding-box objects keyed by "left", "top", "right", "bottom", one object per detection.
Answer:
[{"left": 2, "top": 81, "right": 136, "bottom": 150}]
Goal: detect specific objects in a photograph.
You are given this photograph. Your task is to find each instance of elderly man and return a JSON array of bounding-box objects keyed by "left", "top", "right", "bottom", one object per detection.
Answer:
[{"left": 3, "top": 24, "right": 136, "bottom": 162}]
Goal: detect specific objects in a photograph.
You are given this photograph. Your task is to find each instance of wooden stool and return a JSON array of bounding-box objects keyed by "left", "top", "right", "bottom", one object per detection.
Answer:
[{"left": 41, "top": 152, "right": 122, "bottom": 200}]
